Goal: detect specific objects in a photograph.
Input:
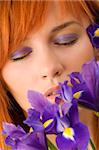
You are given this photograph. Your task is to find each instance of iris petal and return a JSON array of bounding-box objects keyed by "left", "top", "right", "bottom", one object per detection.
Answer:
[
  {"left": 56, "top": 133, "right": 77, "bottom": 150},
  {"left": 43, "top": 119, "right": 54, "bottom": 128},
  {"left": 74, "top": 123, "right": 90, "bottom": 150},
  {"left": 63, "top": 128, "right": 75, "bottom": 141},
  {"left": 27, "top": 90, "right": 51, "bottom": 114}
]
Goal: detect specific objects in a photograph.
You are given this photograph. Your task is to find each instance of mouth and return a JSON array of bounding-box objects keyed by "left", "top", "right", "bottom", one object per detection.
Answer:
[{"left": 44, "top": 86, "right": 60, "bottom": 103}]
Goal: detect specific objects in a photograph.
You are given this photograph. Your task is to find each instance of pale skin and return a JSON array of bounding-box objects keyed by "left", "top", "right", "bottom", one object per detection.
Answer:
[{"left": 1, "top": 3, "right": 97, "bottom": 148}]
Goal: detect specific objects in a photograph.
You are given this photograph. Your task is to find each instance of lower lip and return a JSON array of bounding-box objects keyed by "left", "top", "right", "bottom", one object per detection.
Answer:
[{"left": 46, "top": 94, "right": 58, "bottom": 104}]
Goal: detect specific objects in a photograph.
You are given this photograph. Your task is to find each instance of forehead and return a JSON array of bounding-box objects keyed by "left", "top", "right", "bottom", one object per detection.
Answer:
[
  {"left": 29, "top": 1, "right": 90, "bottom": 37},
  {"left": 25, "top": 2, "right": 90, "bottom": 39}
]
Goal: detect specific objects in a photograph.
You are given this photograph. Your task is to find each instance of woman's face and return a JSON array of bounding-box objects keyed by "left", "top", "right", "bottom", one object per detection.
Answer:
[{"left": 1, "top": 3, "right": 94, "bottom": 111}]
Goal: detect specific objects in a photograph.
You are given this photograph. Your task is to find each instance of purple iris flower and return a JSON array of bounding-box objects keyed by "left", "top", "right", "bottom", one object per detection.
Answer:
[
  {"left": 69, "top": 59, "right": 99, "bottom": 113},
  {"left": 86, "top": 23, "right": 99, "bottom": 48},
  {"left": 27, "top": 90, "right": 70, "bottom": 134},
  {"left": 27, "top": 90, "right": 90, "bottom": 150},
  {"left": 56, "top": 100, "right": 90, "bottom": 150},
  {"left": 27, "top": 90, "right": 51, "bottom": 114},
  {"left": 56, "top": 79, "right": 83, "bottom": 109},
  {"left": 24, "top": 108, "right": 44, "bottom": 132},
  {"left": 3, "top": 122, "right": 47, "bottom": 150},
  {"left": 27, "top": 90, "right": 57, "bottom": 133},
  {"left": 56, "top": 80, "right": 73, "bottom": 103},
  {"left": 3, "top": 89, "right": 90, "bottom": 150}
]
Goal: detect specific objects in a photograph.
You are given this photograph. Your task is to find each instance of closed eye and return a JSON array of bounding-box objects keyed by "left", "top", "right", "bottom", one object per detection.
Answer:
[
  {"left": 12, "top": 51, "right": 32, "bottom": 61},
  {"left": 10, "top": 46, "right": 32, "bottom": 61},
  {"left": 54, "top": 38, "right": 78, "bottom": 46},
  {"left": 53, "top": 33, "right": 79, "bottom": 47}
]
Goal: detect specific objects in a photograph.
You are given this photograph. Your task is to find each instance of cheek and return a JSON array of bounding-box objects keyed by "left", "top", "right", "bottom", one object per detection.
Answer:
[
  {"left": 1, "top": 61, "right": 47, "bottom": 111},
  {"left": 2, "top": 60, "right": 37, "bottom": 89},
  {"left": 2, "top": 65, "right": 16, "bottom": 89},
  {"left": 2, "top": 64, "right": 27, "bottom": 91},
  {"left": 1, "top": 64, "right": 34, "bottom": 110}
]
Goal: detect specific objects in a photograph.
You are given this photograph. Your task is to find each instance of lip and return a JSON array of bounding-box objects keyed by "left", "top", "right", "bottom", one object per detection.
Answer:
[
  {"left": 44, "top": 85, "right": 60, "bottom": 103},
  {"left": 44, "top": 85, "right": 59, "bottom": 97}
]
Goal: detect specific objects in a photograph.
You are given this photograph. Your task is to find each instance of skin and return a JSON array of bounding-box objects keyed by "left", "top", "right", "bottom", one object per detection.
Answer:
[{"left": 1, "top": 4, "right": 94, "bottom": 110}]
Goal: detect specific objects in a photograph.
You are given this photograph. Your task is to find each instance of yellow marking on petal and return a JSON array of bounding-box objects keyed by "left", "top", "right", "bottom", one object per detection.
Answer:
[
  {"left": 94, "top": 112, "right": 99, "bottom": 117},
  {"left": 73, "top": 91, "right": 82, "bottom": 99},
  {"left": 29, "top": 127, "right": 33, "bottom": 133},
  {"left": 63, "top": 127, "right": 74, "bottom": 140},
  {"left": 43, "top": 119, "right": 53, "bottom": 128},
  {"left": 94, "top": 28, "right": 99, "bottom": 37}
]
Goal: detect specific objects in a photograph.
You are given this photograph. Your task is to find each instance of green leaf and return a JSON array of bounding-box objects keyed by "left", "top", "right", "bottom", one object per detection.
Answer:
[
  {"left": 90, "top": 138, "right": 96, "bottom": 150},
  {"left": 47, "top": 138, "right": 57, "bottom": 150}
]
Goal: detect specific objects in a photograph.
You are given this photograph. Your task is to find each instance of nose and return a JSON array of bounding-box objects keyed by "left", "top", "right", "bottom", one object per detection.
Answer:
[
  {"left": 41, "top": 64, "right": 63, "bottom": 79},
  {"left": 38, "top": 50, "right": 64, "bottom": 80}
]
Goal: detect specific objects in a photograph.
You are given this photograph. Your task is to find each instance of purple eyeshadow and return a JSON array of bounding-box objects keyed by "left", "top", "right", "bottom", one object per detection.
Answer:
[
  {"left": 54, "top": 33, "right": 78, "bottom": 43},
  {"left": 10, "top": 46, "right": 32, "bottom": 60}
]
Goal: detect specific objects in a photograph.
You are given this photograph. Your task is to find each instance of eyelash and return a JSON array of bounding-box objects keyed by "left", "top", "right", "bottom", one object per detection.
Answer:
[
  {"left": 54, "top": 38, "right": 78, "bottom": 46},
  {"left": 12, "top": 51, "right": 32, "bottom": 61}
]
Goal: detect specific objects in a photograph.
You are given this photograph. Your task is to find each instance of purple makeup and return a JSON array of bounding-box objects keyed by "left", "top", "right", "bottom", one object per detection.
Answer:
[
  {"left": 10, "top": 46, "right": 32, "bottom": 60},
  {"left": 53, "top": 33, "right": 79, "bottom": 44}
]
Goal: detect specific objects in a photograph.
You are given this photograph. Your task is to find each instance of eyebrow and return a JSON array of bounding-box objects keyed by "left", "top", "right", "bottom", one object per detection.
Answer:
[{"left": 51, "top": 21, "right": 81, "bottom": 33}]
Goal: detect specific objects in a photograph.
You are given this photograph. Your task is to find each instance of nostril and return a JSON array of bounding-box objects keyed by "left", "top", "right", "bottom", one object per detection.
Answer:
[
  {"left": 42, "top": 75, "right": 47, "bottom": 78},
  {"left": 55, "top": 71, "right": 60, "bottom": 76}
]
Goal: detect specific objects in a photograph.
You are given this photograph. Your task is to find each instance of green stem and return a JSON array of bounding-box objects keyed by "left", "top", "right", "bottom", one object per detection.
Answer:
[
  {"left": 90, "top": 138, "right": 96, "bottom": 150},
  {"left": 47, "top": 138, "right": 57, "bottom": 150}
]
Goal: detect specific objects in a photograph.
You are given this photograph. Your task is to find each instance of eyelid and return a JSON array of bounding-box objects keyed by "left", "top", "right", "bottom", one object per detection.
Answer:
[
  {"left": 10, "top": 46, "right": 32, "bottom": 60},
  {"left": 11, "top": 51, "right": 32, "bottom": 61},
  {"left": 53, "top": 33, "right": 79, "bottom": 44}
]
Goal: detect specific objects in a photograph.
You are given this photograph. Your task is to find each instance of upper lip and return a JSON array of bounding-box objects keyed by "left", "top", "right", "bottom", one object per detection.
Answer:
[{"left": 44, "top": 85, "right": 60, "bottom": 97}]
